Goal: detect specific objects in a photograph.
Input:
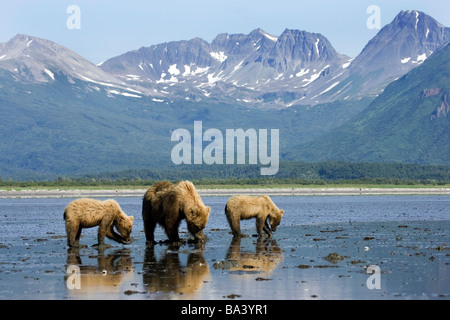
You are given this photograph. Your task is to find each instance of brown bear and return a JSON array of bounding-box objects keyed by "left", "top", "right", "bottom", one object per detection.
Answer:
[
  {"left": 225, "top": 195, "right": 284, "bottom": 238},
  {"left": 64, "top": 198, "right": 134, "bottom": 248},
  {"left": 142, "top": 180, "right": 210, "bottom": 244}
]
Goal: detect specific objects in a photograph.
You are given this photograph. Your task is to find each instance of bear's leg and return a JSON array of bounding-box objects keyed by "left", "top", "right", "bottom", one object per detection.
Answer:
[
  {"left": 105, "top": 226, "right": 127, "bottom": 244},
  {"left": 164, "top": 217, "right": 182, "bottom": 243},
  {"left": 229, "top": 217, "right": 247, "bottom": 238},
  {"left": 75, "top": 222, "right": 83, "bottom": 237},
  {"left": 225, "top": 206, "right": 247, "bottom": 238},
  {"left": 143, "top": 217, "right": 157, "bottom": 244},
  {"left": 263, "top": 218, "right": 272, "bottom": 237},
  {"left": 66, "top": 221, "right": 82, "bottom": 248},
  {"left": 142, "top": 200, "right": 157, "bottom": 244},
  {"left": 166, "top": 223, "right": 181, "bottom": 243},
  {"left": 256, "top": 217, "right": 267, "bottom": 238},
  {"left": 94, "top": 216, "right": 113, "bottom": 248},
  {"left": 74, "top": 224, "right": 86, "bottom": 247},
  {"left": 66, "top": 226, "right": 75, "bottom": 247}
]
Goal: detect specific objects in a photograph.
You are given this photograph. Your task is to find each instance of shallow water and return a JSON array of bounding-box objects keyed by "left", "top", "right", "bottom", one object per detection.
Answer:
[{"left": 0, "top": 195, "right": 448, "bottom": 300}]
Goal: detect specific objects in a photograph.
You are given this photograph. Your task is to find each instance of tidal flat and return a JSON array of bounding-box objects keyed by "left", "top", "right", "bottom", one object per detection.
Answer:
[{"left": 0, "top": 195, "right": 448, "bottom": 300}]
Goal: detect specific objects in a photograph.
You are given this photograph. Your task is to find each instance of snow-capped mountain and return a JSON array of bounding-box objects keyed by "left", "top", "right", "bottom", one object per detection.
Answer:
[
  {"left": 326, "top": 10, "right": 450, "bottom": 102},
  {"left": 98, "top": 10, "right": 449, "bottom": 107},
  {"left": 0, "top": 10, "right": 448, "bottom": 107},
  {"left": 0, "top": 34, "right": 121, "bottom": 84},
  {"left": 355, "top": 10, "right": 450, "bottom": 74},
  {"left": 0, "top": 34, "right": 147, "bottom": 99},
  {"left": 99, "top": 28, "right": 350, "bottom": 106}
]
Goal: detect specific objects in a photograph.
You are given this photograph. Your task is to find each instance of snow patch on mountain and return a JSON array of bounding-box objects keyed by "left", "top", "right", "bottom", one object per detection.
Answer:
[
  {"left": 210, "top": 51, "right": 227, "bottom": 62},
  {"left": 261, "top": 31, "right": 278, "bottom": 42},
  {"left": 168, "top": 64, "right": 180, "bottom": 76},
  {"left": 296, "top": 69, "right": 309, "bottom": 77},
  {"left": 44, "top": 69, "right": 54, "bottom": 80},
  {"left": 414, "top": 53, "right": 427, "bottom": 63},
  {"left": 319, "top": 81, "right": 340, "bottom": 95},
  {"left": 302, "top": 65, "right": 329, "bottom": 87},
  {"left": 342, "top": 58, "right": 354, "bottom": 69},
  {"left": 401, "top": 57, "right": 411, "bottom": 64},
  {"left": 108, "top": 89, "right": 141, "bottom": 98}
]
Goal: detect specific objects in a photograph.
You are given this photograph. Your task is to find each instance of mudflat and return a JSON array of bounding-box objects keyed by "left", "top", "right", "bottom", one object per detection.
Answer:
[{"left": 0, "top": 195, "right": 448, "bottom": 300}]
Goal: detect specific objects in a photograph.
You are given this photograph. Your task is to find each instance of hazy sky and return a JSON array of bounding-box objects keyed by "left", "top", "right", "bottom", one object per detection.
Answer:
[{"left": 1, "top": 0, "right": 449, "bottom": 64}]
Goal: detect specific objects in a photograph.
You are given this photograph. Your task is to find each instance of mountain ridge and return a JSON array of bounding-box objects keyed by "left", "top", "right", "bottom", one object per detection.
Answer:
[
  {"left": 1, "top": 10, "right": 448, "bottom": 107},
  {"left": 0, "top": 34, "right": 122, "bottom": 85},
  {"left": 286, "top": 41, "right": 450, "bottom": 164},
  {"left": 99, "top": 27, "right": 350, "bottom": 106},
  {"left": 97, "top": 10, "right": 450, "bottom": 106}
]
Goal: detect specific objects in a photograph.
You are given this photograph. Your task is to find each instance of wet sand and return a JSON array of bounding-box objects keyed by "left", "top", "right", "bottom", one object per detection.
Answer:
[
  {"left": 0, "top": 219, "right": 448, "bottom": 300},
  {"left": 0, "top": 194, "right": 448, "bottom": 301},
  {"left": 1, "top": 187, "right": 449, "bottom": 198}
]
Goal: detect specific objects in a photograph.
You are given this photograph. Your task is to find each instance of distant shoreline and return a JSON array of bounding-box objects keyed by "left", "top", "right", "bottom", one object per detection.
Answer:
[{"left": 0, "top": 187, "right": 449, "bottom": 198}]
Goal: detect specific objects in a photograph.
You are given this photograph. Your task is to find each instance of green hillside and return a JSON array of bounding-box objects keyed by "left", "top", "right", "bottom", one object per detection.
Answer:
[
  {"left": 287, "top": 43, "right": 450, "bottom": 164},
  {"left": 0, "top": 70, "right": 369, "bottom": 180}
]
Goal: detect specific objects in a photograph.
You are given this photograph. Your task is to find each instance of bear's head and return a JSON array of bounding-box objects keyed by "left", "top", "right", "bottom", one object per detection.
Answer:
[
  {"left": 116, "top": 215, "right": 134, "bottom": 244},
  {"left": 269, "top": 209, "right": 284, "bottom": 232},
  {"left": 186, "top": 205, "right": 211, "bottom": 242},
  {"left": 262, "top": 195, "right": 284, "bottom": 232}
]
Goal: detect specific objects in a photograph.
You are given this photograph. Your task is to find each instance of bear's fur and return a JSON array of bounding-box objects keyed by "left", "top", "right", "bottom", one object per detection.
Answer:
[
  {"left": 142, "top": 180, "right": 211, "bottom": 244},
  {"left": 64, "top": 198, "right": 134, "bottom": 248},
  {"left": 225, "top": 195, "right": 284, "bottom": 238}
]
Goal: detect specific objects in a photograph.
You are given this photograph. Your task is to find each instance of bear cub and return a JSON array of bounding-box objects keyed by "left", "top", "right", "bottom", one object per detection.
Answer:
[
  {"left": 64, "top": 198, "right": 134, "bottom": 248},
  {"left": 225, "top": 195, "right": 284, "bottom": 238}
]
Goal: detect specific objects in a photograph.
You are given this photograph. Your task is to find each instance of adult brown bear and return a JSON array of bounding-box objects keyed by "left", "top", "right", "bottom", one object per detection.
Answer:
[
  {"left": 225, "top": 195, "right": 284, "bottom": 238},
  {"left": 64, "top": 198, "right": 134, "bottom": 248},
  {"left": 142, "top": 180, "right": 210, "bottom": 244}
]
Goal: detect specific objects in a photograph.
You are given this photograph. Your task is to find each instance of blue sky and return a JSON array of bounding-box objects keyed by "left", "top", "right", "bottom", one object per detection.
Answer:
[{"left": 1, "top": 1, "right": 449, "bottom": 64}]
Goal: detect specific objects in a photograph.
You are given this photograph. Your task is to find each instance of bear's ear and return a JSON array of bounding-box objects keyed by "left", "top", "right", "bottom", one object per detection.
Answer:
[
  {"left": 129, "top": 216, "right": 134, "bottom": 221},
  {"left": 279, "top": 209, "right": 284, "bottom": 215},
  {"left": 206, "top": 206, "right": 211, "bottom": 214}
]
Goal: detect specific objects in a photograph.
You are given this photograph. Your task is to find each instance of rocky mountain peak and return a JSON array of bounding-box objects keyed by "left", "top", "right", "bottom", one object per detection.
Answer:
[
  {"left": 337, "top": 10, "right": 450, "bottom": 101},
  {"left": 390, "top": 10, "right": 449, "bottom": 43},
  {"left": 0, "top": 33, "right": 121, "bottom": 84}
]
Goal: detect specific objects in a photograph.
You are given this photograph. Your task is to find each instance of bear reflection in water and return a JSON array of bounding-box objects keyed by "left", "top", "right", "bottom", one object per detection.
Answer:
[
  {"left": 65, "top": 247, "right": 133, "bottom": 296},
  {"left": 214, "top": 237, "right": 284, "bottom": 276},
  {"left": 142, "top": 244, "right": 210, "bottom": 295},
  {"left": 63, "top": 237, "right": 284, "bottom": 297}
]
